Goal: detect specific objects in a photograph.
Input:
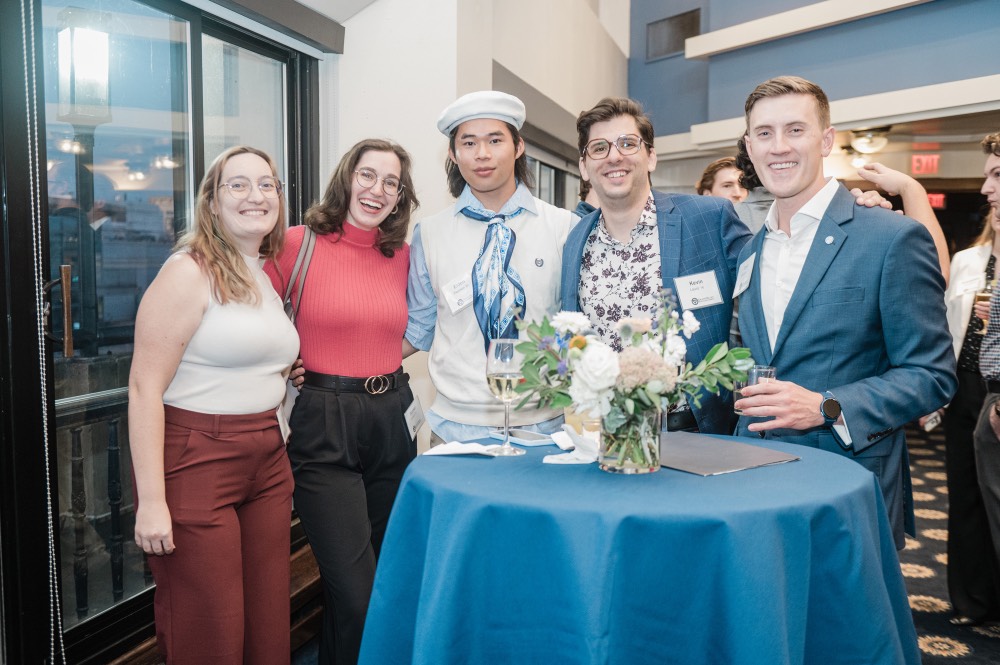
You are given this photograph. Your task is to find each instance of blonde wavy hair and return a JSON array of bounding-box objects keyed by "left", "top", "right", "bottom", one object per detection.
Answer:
[{"left": 175, "top": 145, "right": 286, "bottom": 305}]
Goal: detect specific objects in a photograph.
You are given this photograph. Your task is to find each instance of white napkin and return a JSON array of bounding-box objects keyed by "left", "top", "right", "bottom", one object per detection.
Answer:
[
  {"left": 543, "top": 425, "right": 600, "bottom": 464},
  {"left": 422, "top": 441, "right": 501, "bottom": 456}
]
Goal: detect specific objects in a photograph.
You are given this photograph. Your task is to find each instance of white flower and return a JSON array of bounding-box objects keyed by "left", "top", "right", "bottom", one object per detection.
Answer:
[
  {"left": 569, "top": 381, "right": 613, "bottom": 417},
  {"left": 663, "top": 332, "right": 687, "bottom": 366},
  {"left": 551, "top": 311, "right": 592, "bottom": 335},
  {"left": 571, "top": 339, "right": 619, "bottom": 393},
  {"left": 681, "top": 310, "right": 701, "bottom": 339}
]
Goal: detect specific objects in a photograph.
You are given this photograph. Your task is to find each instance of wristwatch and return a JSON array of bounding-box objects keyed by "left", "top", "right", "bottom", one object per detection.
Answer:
[{"left": 821, "top": 391, "right": 841, "bottom": 426}]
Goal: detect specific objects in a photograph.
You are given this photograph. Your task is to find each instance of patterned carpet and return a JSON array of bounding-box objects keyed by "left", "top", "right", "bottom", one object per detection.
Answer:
[{"left": 902, "top": 422, "right": 1000, "bottom": 663}]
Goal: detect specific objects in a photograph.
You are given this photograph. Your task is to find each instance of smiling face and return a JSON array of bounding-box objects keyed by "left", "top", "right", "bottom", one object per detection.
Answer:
[
  {"left": 448, "top": 118, "right": 523, "bottom": 211},
  {"left": 212, "top": 152, "right": 281, "bottom": 255},
  {"left": 708, "top": 167, "right": 747, "bottom": 203},
  {"left": 745, "top": 93, "right": 835, "bottom": 218},
  {"left": 345, "top": 149, "right": 402, "bottom": 232},
  {"left": 578, "top": 114, "right": 656, "bottom": 211}
]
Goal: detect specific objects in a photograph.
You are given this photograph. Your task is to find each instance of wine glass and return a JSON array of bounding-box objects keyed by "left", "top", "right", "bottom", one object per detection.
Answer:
[{"left": 485, "top": 339, "right": 526, "bottom": 457}]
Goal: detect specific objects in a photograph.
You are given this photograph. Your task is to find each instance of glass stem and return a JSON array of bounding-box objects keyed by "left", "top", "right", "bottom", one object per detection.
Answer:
[{"left": 503, "top": 400, "right": 511, "bottom": 449}]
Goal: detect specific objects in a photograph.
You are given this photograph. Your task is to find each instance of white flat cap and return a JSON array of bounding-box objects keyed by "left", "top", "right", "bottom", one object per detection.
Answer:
[{"left": 436, "top": 90, "right": 526, "bottom": 136}]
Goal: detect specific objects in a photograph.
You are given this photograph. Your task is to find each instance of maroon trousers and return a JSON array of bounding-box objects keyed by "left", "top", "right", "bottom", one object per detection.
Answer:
[{"left": 145, "top": 406, "right": 294, "bottom": 665}]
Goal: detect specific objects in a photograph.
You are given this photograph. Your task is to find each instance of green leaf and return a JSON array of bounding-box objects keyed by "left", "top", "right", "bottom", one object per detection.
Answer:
[{"left": 703, "top": 342, "right": 728, "bottom": 364}]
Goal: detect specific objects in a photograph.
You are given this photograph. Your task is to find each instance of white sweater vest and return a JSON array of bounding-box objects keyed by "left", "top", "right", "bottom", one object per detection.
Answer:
[{"left": 420, "top": 199, "right": 576, "bottom": 427}]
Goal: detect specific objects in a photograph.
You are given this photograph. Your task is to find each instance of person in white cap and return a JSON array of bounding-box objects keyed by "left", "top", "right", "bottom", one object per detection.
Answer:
[{"left": 403, "top": 90, "right": 578, "bottom": 443}]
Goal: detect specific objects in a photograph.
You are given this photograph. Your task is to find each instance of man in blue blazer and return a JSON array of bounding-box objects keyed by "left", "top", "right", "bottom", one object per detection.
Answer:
[
  {"left": 735, "top": 76, "right": 957, "bottom": 548},
  {"left": 560, "top": 97, "right": 752, "bottom": 435}
]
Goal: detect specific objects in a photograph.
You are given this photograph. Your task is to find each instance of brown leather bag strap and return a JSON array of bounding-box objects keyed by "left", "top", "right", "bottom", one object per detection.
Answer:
[{"left": 282, "top": 227, "right": 316, "bottom": 324}]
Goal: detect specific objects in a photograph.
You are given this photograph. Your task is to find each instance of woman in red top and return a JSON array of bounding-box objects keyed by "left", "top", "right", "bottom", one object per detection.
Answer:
[{"left": 266, "top": 139, "right": 419, "bottom": 665}]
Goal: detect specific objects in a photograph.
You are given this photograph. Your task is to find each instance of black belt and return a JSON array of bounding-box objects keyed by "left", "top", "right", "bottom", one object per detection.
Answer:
[
  {"left": 987, "top": 380, "right": 1000, "bottom": 394},
  {"left": 303, "top": 368, "right": 407, "bottom": 395},
  {"left": 666, "top": 409, "right": 698, "bottom": 432}
]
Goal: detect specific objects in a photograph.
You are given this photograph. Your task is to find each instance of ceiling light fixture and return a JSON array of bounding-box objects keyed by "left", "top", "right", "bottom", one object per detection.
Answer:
[{"left": 850, "top": 127, "right": 891, "bottom": 155}]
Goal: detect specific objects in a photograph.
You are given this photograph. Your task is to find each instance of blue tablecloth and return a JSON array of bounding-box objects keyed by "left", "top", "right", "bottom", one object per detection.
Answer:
[{"left": 359, "top": 436, "right": 919, "bottom": 665}]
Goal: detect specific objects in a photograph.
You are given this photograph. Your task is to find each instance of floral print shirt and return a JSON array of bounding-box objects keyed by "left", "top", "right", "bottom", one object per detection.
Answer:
[{"left": 579, "top": 194, "right": 661, "bottom": 351}]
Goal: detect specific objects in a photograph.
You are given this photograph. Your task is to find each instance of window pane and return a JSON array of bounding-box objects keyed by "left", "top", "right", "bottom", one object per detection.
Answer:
[
  {"left": 42, "top": 0, "right": 192, "bottom": 629},
  {"left": 538, "top": 163, "right": 555, "bottom": 205},
  {"left": 565, "top": 173, "right": 581, "bottom": 211},
  {"left": 202, "top": 35, "right": 286, "bottom": 172},
  {"left": 646, "top": 9, "right": 700, "bottom": 60}
]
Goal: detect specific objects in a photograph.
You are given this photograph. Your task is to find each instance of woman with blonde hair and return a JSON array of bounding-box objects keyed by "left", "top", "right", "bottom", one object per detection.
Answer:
[
  {"left": 129, "top": 145, "right": 299, "bottom": 663},
  {"left": 941, "top": 204, "right": 1000, "bottom": 626},
  {"left": 266, "top": 138, "right": 418, "bottom": 665}
]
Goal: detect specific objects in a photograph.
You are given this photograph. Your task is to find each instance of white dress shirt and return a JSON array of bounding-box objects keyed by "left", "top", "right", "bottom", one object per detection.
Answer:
[{"left": 759, "top": 177, "right": 851, "bottom": 444}]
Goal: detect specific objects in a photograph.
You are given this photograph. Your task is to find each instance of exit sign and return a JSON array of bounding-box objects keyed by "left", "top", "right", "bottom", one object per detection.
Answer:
[
  {"left": 927, "top": 193, "right": 946, "bottom": 209},
  {"left": 912, "top": 154, "right": 940, "bottom": 175}
]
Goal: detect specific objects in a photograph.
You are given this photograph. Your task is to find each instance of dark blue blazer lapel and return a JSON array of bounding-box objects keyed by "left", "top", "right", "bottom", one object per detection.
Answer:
[
  {"left": 743, "top": 229, "right": 772, "bottom": 366},
  {"left": 770, "top": 185, "right": 853, "bottom": 361},
  {"left": 655, "top": 192, "right": 682, "bottom": 290}
]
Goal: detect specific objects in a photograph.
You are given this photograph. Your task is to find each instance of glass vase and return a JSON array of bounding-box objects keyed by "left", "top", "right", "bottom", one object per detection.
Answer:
[
  {"left": 599, "top": 407, "right": 661, "bottom": 474},
  {"left": 564, "top": 406, "right": 602, "bottom": 446}
]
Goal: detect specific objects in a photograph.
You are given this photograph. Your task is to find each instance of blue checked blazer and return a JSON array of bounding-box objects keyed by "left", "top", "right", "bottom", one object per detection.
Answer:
[
  {"left": 734, "top": 183, "right": 957, "bottom": 546},
  {"left": 560, "top": 190, "right": 752, "bottom": 435}
]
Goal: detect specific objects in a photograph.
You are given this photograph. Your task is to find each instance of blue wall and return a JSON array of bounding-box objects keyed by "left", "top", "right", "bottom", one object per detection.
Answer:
[
  {"left": 630, "top": 0, "right": 1000, "bottom": 136},
  {"left": 629, "top": 0, "right": 708, "bottom": 136}
]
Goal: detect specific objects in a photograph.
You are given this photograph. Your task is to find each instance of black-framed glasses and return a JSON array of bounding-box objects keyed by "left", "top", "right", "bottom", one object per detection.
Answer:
[
  {"left": 355, "top": 168, "right": 403, "bottom": 196},
  {"left": 218, "top": 176, "right": 283, "bottom": 200},
  {"left": 582, "top": 134, "right": 648, "bottom": 160}
]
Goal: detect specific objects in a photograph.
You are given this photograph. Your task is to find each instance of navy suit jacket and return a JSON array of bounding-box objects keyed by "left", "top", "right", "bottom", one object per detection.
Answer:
[
  {"left": 734, "top": 184, "right": 957, "bottom": 546},
  {"left": 560, "top": 190, "right": 752, "bottom": 434}
]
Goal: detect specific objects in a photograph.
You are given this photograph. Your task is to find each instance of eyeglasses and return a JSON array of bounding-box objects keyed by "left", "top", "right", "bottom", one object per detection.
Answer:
[
  {"left": 355, "top": 168, "right": 404, "bottom": 196},
  {"left": 582, "top": 135, "right": 648, "bottom": 160},
  {"left": 219, "top": 176, "right": 283, "bottom": 200}
]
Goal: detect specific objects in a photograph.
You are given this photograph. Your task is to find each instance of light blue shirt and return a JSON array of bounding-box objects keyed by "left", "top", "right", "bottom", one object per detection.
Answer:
[{"left": 404, "top": 182, "right": 538, "bottom": 350}]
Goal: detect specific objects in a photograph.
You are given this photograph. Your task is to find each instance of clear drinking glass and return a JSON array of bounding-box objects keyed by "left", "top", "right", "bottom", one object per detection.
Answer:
[
  {"left": 486, "top": 339, "right": 526, "bottom": 457},
  {"left": 733, "top": 377, "right": 749, "bottom": 415}
]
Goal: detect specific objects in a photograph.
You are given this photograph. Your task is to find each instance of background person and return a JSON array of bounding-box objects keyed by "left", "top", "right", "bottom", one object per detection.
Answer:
[
  {"left": 941, "top": 203, "right": 1000, "bottom": 626},
  {"left": 266, "top": 138, "right": 419, "bottom": 665},
  {"left": 129, "top": 146, "right": 298, "bottom": 664},
  {"left": 696, "top": 156, "right": 746, "bottom": 204}
]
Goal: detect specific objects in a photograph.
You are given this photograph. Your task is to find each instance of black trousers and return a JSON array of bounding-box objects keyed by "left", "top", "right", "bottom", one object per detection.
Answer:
[
  {"left": 287, "top": 377, "right": 416, "bottom": 665},
  {"left": 951, "top": 370, "right": 1000, "bottom": 620}
]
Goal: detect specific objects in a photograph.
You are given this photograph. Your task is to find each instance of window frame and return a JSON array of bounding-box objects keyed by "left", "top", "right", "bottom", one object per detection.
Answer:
[{"left": 0, "top": 0, "right": 320, "bottom": 661}]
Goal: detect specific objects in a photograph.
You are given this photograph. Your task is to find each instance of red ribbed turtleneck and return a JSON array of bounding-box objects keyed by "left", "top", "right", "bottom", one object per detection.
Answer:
[{"left": 265, "top": 223, "right": 409, "bottom": 377}]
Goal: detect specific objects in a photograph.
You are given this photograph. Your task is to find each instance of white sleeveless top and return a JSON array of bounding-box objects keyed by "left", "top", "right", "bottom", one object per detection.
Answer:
[{"left": 162, "top": 254, "right": 300, "bottom": 414}]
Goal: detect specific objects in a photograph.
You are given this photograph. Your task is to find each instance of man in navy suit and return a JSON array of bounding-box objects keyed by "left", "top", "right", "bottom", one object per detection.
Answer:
[
  {"left": 561, "top": 97, "right": 752, "bottom": 435},
  {"left": 734, "top": 76, "right": 957, "bottom": 548}
]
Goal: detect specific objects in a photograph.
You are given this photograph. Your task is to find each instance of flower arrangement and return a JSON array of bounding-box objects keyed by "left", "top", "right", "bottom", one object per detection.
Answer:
[{"left": 515, "top": 291, "right": 754, "bottom": 472}]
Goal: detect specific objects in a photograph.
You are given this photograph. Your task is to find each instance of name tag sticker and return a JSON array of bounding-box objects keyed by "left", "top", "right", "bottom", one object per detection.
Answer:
[
  {"left": 733, "top": 253, "right": 756, "bottom": 298},
  {"left": 673, "top": 270, "right": 723, "bottom": 310},
  {"left": 404, "top": 396, "right": 425, "bottom": 439},
  {"left": 443, "top": 275, "right": 474, "bottom": 314}
]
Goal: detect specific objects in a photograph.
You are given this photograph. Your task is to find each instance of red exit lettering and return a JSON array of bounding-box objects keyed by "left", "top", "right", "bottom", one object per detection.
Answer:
[
  {"left": 912, "top": 154, "right": 940, "bottom": 175},
  {"left": 926, "top": 193, "right": 946, "bottom": 209}
]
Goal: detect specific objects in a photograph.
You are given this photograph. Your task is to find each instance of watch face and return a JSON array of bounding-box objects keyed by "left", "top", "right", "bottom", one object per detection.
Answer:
[{"left": 823, "top": 398, "right": 841, "bottom": 419}]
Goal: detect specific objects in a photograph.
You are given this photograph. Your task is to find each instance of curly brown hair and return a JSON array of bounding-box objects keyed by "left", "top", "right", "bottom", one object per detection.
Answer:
[
  {"left": 983, "top": 132, "right": 1000, "bottom": 158},
  {"left": 576, "top": 97, "right": 655, "bottom": 156},
  {"left": 305, "top": 139, "right": 419, "bottom": 258},
  {"left": 177, "top": 145, "right": 285, "bottom": 305}
]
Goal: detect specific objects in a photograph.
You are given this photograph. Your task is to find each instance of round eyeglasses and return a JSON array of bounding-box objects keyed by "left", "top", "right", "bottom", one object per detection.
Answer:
[
  {"left": 218, "top": 176, "right": 283, "bottom": 200},
  {"left": 582, "top": 134, "right": 648, "bottom": 160},
  {"left": 355, "top": 168, "right": 403, "bottom": 196}
]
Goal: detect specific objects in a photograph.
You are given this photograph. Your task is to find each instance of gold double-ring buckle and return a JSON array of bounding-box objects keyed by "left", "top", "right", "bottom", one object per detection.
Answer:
[{"left": 364, "top": 374, "right": 390, "bottom": 395}]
